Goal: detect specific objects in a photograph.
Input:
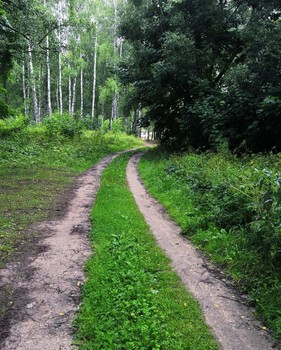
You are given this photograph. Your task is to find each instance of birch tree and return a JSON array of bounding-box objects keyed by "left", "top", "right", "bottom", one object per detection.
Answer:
[
  {"left": 91, "top": 32, "right": 98, "bottom": 120},
  {"left": 27, "top": 41, "right": 40, "bottom": 123}
]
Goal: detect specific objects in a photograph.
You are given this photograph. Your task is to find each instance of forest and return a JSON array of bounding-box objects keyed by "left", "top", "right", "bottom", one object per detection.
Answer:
[
  {"left": 0, "top": 0, "right": 281, "bottom": 349},
  {"left": 0, "top": 0, "right": 280, "bottom": 150}
]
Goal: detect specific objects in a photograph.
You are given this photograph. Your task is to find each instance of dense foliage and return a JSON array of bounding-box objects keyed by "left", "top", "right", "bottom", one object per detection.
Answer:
[
  {"left": 0, "top": 0, "right": 141, "bottom": 131},
  {"left": 139, "top": 148, "right": 281, "bottom": 338},
  {"left": 120, "top": 0, "right": 281, "bottom": 152}
]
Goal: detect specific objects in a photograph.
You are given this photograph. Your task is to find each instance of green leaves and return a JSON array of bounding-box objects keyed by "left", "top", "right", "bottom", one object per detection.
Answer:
[{"left": 120, "top": 0, "right": 281, "bottom": 152}]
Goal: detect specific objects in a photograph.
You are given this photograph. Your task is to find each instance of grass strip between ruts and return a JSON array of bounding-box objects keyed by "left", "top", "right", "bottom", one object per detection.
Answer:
[{"left": 73, "top": 152, "right": 219, "bottom": 350}]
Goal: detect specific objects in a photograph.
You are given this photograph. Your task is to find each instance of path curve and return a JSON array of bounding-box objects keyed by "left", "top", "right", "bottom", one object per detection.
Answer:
[
  {"left": 127, "top": 153, "right": 276, "bottom": 350},
  {"left": 1, "top": 152, "right": 121, "bottom": 350}
]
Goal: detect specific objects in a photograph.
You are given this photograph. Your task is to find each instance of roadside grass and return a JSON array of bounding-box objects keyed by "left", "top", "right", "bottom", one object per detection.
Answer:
[
  {"left": 0, "top": 167, "right": 77, "bottom": 267},
  {"left": 73, "top": 153, "right": 219, "bottom": 350},
  {"left": 0, "top": 129, "right": 143, "bottom": 268},
  {"left": 138, "top": 148, "right": 281, "bottom": 340}
]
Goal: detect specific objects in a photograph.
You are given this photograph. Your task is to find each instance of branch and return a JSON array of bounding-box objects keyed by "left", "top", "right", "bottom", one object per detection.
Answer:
[
  {"left": 0, "top": 19, "right": 30, "bottom": 41},
  {"left": 214, "top": 49, "right": 246, "bottom": 86}
]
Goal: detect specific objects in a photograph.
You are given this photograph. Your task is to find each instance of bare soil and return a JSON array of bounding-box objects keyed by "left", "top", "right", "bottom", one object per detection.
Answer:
[
  {"left": 0, "top": 153, "right": 120, "bottom": 350},
  {"left": 126, "top": 153, "right": 278, "bottom": 350}
]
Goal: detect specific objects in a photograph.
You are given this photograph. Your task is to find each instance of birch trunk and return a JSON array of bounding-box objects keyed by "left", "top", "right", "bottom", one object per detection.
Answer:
[
  {"left": 28, "top": 41, "right": 40, "bottom": 123},
  {"left": 38, "top": 63, "right": 42, "bottom": 118},
  {"left": 80, "top": 60, "right": 83, "bottom": 118},
  {"left": 22, "top": 61, "right": 27, "bottom": 116},
  {"left": 68, "top": 63, "right": 72, "bottom": 114},
  {"left": 56, "top": 80, "right": 59, "bottom": 112},
  {"left": 46, "top": 34, "right": 52, "bottom": 115},
  {"left": 112, "top": 93, "right": 118, "bottom": 121},
  {"left": 58, "top": 41, "right": 63, "bottom": 113},
  {"left": 112, "top": 0, "right": 119, "bottom": 121},
  {"left": 71, "top": 76, "right": 77, "bottom": 117},
  {"left": 27, "top": 77, "right": 30, "bottom": 116},
  {"left": 91, "top": 34, "right": 98, "bottom": 120},
  {"left": 58, "top": 3, "right": 63, "bottom": 114}
]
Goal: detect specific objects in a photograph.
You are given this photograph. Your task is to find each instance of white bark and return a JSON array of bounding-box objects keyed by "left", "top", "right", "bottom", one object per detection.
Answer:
[
  {"left": 80, "top": 57, "right": 83, "bottom": 118},
  {"left": 71, "top": 75, "right": 77, "bottom": 116},
  {"left": 26, "top": 76, "right": 30, "bottom": 116},
  {"left": 112, "top": 93, "right": 118, "bottom": 121},
  {"left": 58, "top": 2, "right": 63, "bottom": 114},
  {"left": 28, "top": 41, "right": 40, "bottom": 123},
  {"left": 58, "top": 42, "right": 63, "bottom": 113},
  {"left": 38, "top": 63, "right": 42, "bottom": 118},
  {"left": 22, "top": 61, "right": 27, "bottom": 116},
  {"left": 68, "top": 62, "right": 72, "bottom": 114},
  {"left": 112, "top": 0, "right": 119, "bottom": 121},
  {"left": 91, "top": 34, "right": 98, "bottom": 120},
  {"left": 56, "top": 80, "right": 59, "bottom": 112},
  {"left": 46, "top": 34, "right": 52, "bottom": 115}
]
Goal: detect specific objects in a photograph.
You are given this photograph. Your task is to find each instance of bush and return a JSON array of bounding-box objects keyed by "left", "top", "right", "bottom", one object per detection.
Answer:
[
  {"left": 0, "top": 99, "right": 15, "bottom": 119},
  {"left": 0, "top": 115, "right": 28, "bottom": 137},
  {"left": 43, "top": 113, "right": 83, "bottom": 138}
]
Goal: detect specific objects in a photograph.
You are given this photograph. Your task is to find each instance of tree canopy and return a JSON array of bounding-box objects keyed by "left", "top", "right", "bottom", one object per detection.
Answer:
[
  {"left": 120, "top": 0, "right": 281, "bottom": 152},
  {"left": 0, "top": 0, "right": 280, "bottom": 152}
]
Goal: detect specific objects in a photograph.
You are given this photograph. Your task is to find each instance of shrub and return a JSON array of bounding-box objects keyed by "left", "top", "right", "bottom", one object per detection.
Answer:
[
  {"left": 0, "top": 115, "right": 28, "bottom": 137},
  {"left": 43, "top": 113, "right": 83, "bottom": 138}
]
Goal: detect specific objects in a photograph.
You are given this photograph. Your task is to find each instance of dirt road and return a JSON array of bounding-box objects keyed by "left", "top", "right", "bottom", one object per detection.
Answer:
[
  {"left": 0, "top": 151, "right": 277, "bottom": 350},
  {"left": 1, "top": 153, "right": 120, "bottom": 350}
]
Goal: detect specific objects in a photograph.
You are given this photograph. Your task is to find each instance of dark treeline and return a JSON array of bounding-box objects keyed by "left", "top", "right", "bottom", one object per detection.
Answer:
[{"left": 120, "top": 0, "right": 281, "bottom": 152}]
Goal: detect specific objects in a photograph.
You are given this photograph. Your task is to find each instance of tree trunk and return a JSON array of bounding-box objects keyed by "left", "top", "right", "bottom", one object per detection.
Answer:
[
  {"left": 38, "top": 63, "right": 42, "bottom": 118},
  {"left": 71, "top": 75, "right": 77, "bottom": 116},
  {"left": 22, "top": 60, "right": 27, "bottom": 116},
  {"left": 46, "top": 34, "right": 52, "bottom": 115},
  {"left": 56, "top": 80, "right": 59, "bottom": 112},
  {"left": 58, "top": 6, "right": 63, "bottom": 114},
  {"left": 68, "top": 62, "right": 72, "bottom": 115},
  {"left": 80, "top": 59, "right": 83, "bottom": 118},
  {"left": 112, "top": 94, "right": 118, "bottom": 121},
  {"left": 112, "top": 0, "right": 119, "bottom": 121},
  {"left": 91, "top": 33, "right": 98, "bottom": 120},
  {"left": 28, "top": 41, "right": 40, "bottom": 123}
]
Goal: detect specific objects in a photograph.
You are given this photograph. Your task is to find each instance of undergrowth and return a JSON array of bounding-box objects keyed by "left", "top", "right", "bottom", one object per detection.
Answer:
[
  {"left": 0, "top": 123, "right": 143, "bottom": 267},
  {"left": 74, "top": 153, "right": 219, "bottom": 350},
  {"left": 139, "top": 148, "right": 281, "bottom": 340}
]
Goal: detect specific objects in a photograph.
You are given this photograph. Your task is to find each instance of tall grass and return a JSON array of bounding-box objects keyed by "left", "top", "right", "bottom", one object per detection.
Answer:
[{"left": 139, "top": 148, "right": 281, "bottom": 340}]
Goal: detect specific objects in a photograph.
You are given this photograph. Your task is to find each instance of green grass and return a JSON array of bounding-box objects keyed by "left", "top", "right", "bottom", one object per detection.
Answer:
[
  {"left": 0, "top": 166, "right": 76, "bottom": 266},
  {"left": 0, "top": 125, "right": 143, "bottom": 326},
  {"left": 74, "top": 153, "right": 219, "bottom": 350},
  {"left": 0, "top": 129, "right": 144, "bottom": 268},
  {"left": 138, "top": 147, "right": 281, "bottom": 340}
]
